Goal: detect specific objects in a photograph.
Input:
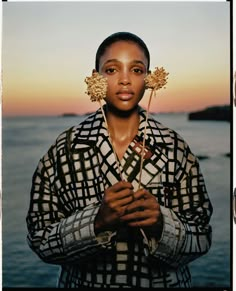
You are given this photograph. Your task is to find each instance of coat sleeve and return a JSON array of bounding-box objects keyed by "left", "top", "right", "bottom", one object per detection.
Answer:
[
  {"left": 148, "top": 140, "right": 213, "bottom": 268},
  {"left": 26, "top": 143, "right": 115, "bottom": 265}
]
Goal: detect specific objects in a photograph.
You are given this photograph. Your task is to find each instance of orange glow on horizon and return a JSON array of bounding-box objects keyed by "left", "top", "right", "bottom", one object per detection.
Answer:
[
  {"left": 2, "top": 68, "right": 230, "bottom": 116},
  {"left": 3, "top": 82, "right": 230, "bottom": 117}
]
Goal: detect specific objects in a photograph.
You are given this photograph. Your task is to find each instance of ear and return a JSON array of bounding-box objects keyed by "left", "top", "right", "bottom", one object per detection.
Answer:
[{"left": 92, "top": 69, "right": 97, "bottom": 74}]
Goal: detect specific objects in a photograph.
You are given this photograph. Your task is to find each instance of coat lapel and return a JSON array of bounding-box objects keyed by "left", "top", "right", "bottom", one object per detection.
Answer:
[
  {"left": 72, "top": 108, "right": 122, "bottom": 187},
  {"left": 121, "top": 108, "right": 174, "bottom": 190},
  {"left": 71, "top": 107, "right": 174, "bottom": 190}
]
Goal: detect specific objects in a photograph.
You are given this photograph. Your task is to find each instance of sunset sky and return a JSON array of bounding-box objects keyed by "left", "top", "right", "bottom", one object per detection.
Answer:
[{"left": 2, "top": 1, "right": 230, "bottom": 116}]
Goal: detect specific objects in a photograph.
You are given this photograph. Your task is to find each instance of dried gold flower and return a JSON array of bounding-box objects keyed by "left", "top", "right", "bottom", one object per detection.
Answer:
[
  {"left": 85, "top": 72, "right": 108, "bottom": 102},
  {"left": 144, "top": 67, "right": 169, "bottom": 91}
]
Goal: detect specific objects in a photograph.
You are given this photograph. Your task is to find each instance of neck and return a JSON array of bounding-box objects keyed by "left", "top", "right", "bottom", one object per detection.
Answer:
[{"left": 105, "top": 105, "right": 140, "bottom": 141}]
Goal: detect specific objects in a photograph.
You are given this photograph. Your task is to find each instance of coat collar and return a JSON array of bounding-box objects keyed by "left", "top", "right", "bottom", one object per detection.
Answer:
[
  {"left": 72, "top": 106, "right": 174, "bottom": 150},
  {"left": 137, "top": 107, "right": 174, "bottom": 149}
]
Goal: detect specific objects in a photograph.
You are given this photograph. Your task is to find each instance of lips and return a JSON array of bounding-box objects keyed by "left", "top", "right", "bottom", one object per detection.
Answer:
[{"left": 116, "top": 90, "right": 134, "bottom": 101}]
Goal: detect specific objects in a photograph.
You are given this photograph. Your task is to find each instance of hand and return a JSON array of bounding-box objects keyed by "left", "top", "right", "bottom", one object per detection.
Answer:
[
  {"left": 120, "top": 188, "right": 163, "bottom": 237},
  {"left": 94, "top": 181, "right": 134, "bottom": 232}
]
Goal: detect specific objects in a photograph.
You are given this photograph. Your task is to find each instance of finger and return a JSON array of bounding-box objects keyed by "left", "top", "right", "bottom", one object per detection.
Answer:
[
  {"left": 133, "top": 189, "right": 150, "bottom": 200},
  {"left": 121, "top": 208, "right": 148, "bottom": 220},
  {"left": 123, "top": 198, "right": 149, "bottom": 213},
  {"left": 104, "top": 189, "right": 135, "bottom": 215},
  {"left": 133, "top": 191, "right": 159, "bottom": 210},
  {"left": 127, "top": 217, "right": 157, "bottom": 227},
  {"left": 112, "top": 194, "right": 135, "bottom": 208},
  {"left": 121, "top": 207, "right": 160, "bottom": 221},
  {"left": 105, "top": 183, "right": 134, "bottom": 202},
  {"left": 107, "top": 188, "right": 134, "bottom": 206},
  {"left": 110, "top": 181, "right": 134, "bottom": 193}
]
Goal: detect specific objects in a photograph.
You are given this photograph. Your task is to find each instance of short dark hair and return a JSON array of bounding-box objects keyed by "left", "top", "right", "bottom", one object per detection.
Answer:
[{"left": 95, "top": 32, "right": 150, "bottom": 71}]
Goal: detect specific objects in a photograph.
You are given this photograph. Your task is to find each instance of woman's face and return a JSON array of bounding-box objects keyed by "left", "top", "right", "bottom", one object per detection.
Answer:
[{"left": 98, "top": 41, "right": 148, "bottom": 113}]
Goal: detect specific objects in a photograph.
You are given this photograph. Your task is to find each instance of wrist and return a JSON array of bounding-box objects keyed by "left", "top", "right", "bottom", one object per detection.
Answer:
[
  {"left": 144, "top": 213, "right": 164, "bottom": 240},
  {"left": 94, "top": 213, "right": 106, "bottom": 235}
]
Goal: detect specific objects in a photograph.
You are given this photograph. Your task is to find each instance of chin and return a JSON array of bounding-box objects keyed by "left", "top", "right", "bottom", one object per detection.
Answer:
[{"left": 106, "top": 103, "right": 139, "bottom": 116}]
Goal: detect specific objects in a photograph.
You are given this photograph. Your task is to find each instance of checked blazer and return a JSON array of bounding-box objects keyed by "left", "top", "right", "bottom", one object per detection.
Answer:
[{"left": 26, "top": 106, "right": 213, "bottom": 288}]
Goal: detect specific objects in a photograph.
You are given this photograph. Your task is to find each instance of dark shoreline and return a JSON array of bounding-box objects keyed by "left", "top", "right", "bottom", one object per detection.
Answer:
[{"left": 188, "top": 105, "right": 230, "bottom": 122}]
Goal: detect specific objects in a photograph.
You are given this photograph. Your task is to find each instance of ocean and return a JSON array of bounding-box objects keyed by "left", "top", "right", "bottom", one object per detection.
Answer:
[{"left": 2, "top": 113, "right": 231, "bottom": 288}]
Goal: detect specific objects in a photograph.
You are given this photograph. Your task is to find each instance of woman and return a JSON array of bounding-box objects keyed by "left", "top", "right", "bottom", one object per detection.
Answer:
[{"left": 26, "top": 32, "right": 213, "bottom": 288}]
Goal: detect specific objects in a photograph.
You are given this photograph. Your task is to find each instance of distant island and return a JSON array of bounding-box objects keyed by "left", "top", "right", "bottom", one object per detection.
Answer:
[
  {"left": 61, "top": 113, "right": 78, "bottom": 117},
  {"left": 60, "top": 112, "right": 94, "bottom": 117},
  {"left": 188, "top": 105, "right": 230, "bottom": 122}
]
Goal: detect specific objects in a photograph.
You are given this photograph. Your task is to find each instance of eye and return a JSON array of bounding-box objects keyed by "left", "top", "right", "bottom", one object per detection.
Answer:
[
  {"left": 132, "top": 67, "right": 144, "bottom": 74},
  {"left": 105, "top": 67, "right": 117, "bottom": 74}
]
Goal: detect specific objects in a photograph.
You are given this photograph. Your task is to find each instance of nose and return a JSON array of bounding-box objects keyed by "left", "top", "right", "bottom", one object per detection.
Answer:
[{"left": 118, "top": 70, "right": 131, "bottom": 86}]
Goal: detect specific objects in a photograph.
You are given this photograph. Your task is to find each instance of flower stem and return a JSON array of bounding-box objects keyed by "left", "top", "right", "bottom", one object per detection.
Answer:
[
  {"left": 138, "top": 89, "right": 154, "bottom": 189},
  {"left": 99, "top": 100, "right": 123, "bottom": 181}
]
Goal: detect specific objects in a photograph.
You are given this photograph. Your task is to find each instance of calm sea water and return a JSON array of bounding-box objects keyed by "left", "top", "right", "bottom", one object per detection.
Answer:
[{"left": 2, "top": 113, "right": 231, "bottom": 288}]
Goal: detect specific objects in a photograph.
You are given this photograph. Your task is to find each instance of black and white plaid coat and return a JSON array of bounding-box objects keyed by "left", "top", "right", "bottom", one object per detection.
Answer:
[{"left": 26, "top": 106, "right": 213, "bottom": 288}]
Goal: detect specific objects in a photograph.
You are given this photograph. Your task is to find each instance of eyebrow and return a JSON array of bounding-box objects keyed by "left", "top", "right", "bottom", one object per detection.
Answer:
[{"left": 102, "top": 59, "right": 146, "bottom": 66}]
